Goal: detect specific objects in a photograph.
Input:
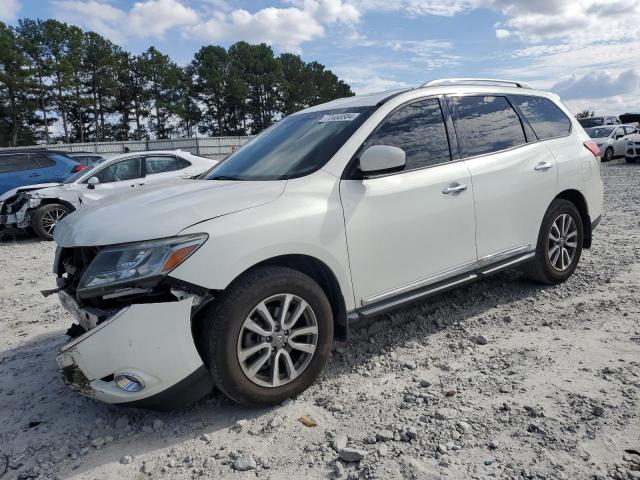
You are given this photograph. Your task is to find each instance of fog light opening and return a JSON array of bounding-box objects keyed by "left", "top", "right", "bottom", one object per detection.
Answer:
[{"left": 114, "top": 373, "right": 145, "bottom": 392}]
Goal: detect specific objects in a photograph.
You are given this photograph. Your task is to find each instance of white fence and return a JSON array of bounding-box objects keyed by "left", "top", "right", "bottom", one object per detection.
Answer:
[{"left": 0, "top": 136, "right": 253, "bottom": 160}]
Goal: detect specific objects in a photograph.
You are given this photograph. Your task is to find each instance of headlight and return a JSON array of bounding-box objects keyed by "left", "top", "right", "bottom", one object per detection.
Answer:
[{"left": 78, "top": 234, "right": 207, "bottom": 295}]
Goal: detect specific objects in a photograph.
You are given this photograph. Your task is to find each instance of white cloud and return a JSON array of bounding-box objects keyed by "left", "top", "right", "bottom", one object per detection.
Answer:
[
  {"left": 190, "top": 0, "right": 359, "bottom": 52},
  {"left": 51, "top": 0, "right": 359, "bottom": 51},
  {"left": 128, "top": 0, "right": 199, "bottom": 38},
  {"left": 495, "top": 28, "right": 511, "bottom": 39},
  {"left": 351, "top": 0, "right": 479, "bottom": 16},
  {"left": 52, "top": 0, "right": 127, "bottom": 42},
  {"left": 53, "top": 0, "right": 199, "bottom": 43},
  {"left": 332, "top": 63, "right": 411, "bottom": 94},
  {"left": 552, "top": 69, "right": 640, "bottom": 100},
  {"left": 0, "top": 0, "right": 21, "bottom": 22}
]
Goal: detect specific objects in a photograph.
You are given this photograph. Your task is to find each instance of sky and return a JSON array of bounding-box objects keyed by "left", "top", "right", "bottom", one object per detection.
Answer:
[{"left": 2, "top": 0, "right": 640, "bottom": 116}]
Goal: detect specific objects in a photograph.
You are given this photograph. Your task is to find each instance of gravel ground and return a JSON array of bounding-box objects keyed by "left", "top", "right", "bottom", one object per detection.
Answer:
[{"left": 0, "top": 159, "right": 639, "bottom": 480}]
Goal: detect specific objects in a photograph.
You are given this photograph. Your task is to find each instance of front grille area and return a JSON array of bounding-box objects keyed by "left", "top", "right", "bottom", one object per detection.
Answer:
[{"left": 58, "top": 246, "right": 100, "bottom": 294}]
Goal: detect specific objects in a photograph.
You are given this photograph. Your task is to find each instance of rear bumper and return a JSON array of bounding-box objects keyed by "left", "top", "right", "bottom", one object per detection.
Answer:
[{"left": 56, "top": 296, "right": 213, "bottom": 409}]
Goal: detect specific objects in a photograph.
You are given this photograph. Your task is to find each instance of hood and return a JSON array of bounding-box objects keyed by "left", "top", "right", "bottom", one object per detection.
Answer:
[
  {"left": 0, "top": 183, "right": 62, "bottom": 202},
  {"left": 54, "top": 179, "right": 286, "bottom": 247}
]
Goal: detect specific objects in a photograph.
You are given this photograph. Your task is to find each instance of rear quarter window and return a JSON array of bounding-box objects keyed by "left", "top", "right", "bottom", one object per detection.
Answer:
[
  {"left": 448, "top": 95, "right": 527, "bottom": 158},
  {"left": 0, "top": 153, "right": 39, "bottom": 173},
  {"left": 510, "top": 95, "right": 571, "bottom": 140}
]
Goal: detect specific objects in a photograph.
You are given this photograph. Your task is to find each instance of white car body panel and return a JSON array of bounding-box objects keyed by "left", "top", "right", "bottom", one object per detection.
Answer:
[
  {"left": 52, "top": 83, "right": 604, "bottom": 407},
  {"left": 339, "top": 162, "right": 476, "bottom": 305},
  {"left": 464, "top": 142, "right": 558, "bottom": 260},
  {"left": 171, "top": 170, "right": 357, "bottom": 311},
  {"left": 55, "top": 179, "right": 285, "bottom": 247}
]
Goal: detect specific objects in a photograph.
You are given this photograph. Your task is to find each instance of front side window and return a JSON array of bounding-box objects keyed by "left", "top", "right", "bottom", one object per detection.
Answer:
[
  {"left": 510, "top": 95, "right": 571, "bottom": 140},
  {"left": 363, "top": 98, "right": 451, "bottom": 171},
  {"left": 93, "top": 158, "right": 142, "bottom": 184},
  {"left": 449, "top": 95, "right": 526, "bottom": 157},
  {"left": 205, "top": 107, "right": 373, "bottom": 181},
  {"left": 145, "top": 156, "right": 178, "bottom": 174}
]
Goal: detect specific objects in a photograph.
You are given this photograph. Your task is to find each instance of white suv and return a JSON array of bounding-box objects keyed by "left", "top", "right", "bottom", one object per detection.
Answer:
[{"left": 53, "top": 79, "right": 604, "bottom": 409}]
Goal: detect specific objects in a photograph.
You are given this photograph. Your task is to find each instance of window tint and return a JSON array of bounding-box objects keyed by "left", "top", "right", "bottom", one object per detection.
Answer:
[
  {"left": 177, "top": 157, "right": 191, "bottom": 169},
  {"left": 37, "top": 153, "right": 60, "bottom": 168},
  {"left": 625, "top": 126, "right": 637, "bottom": 135},
  {"left": 364, "top": 98, "right": 450, "bottom": 171},
  {"left": 0, "top": 153, "right": 36, "bottom": 173},
  {"left": 510, "top": 95, "right": 571, "bottom": 140},
  {"left": 94, "top": 158, "right": 142, "bottom": 183},
  {"left": 145, "top": 155, "right": 178, "bottom": 174},
  {"left": 449, "top": 96, "right": 526, "bottom": 157}
]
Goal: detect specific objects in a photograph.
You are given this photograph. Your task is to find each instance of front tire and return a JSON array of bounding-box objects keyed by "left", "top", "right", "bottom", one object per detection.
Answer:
[
  {"left": 31, "top": 204, "right": 71, "bottom": 240},
  {"left": 523, "top": 199, "right": 583, "bottom": 284},
  {"left": 201, "top": 266, "right": 334, "bottom": 407},
  {"left": 626, "top": 157, "right": 637, "bottom": 164},
  {"left": 603, "top": 147, "right": 614, "bottom": 162}
]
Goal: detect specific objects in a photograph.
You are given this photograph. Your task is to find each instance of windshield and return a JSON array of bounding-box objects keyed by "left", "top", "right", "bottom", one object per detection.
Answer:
[
  {"left": 205, "top": 107, "right": 374, "bottom": 181},
  {"left": 579, "top": 117, "right": 604, "bottom": 128},
  {"left": 586, "top": 127, "right": 614, "bottom": 138}
]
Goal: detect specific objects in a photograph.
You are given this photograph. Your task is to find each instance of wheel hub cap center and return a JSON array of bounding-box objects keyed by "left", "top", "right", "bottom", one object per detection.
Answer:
[{"left": 273, "top": 334, "right": 286, "bottom": 347}]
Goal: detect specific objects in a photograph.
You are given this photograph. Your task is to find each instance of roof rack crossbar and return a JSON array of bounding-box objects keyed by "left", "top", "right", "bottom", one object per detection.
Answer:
[{"left": 422, "top": 78, "right": 532, "bottom": 89}]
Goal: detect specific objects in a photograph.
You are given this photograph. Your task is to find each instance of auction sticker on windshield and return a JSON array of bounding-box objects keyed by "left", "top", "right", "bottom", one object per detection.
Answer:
[{"left": 319, "top": 113, "right": 361, "bottom": 123}]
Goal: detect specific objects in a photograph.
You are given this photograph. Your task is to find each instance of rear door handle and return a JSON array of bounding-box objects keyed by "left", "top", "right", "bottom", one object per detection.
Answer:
[
  {"left": 442, "top": 183, "right": 467, "bottom": 195},
  {"left": 534, "top": 161, "right": 553, "bottom": 171}
]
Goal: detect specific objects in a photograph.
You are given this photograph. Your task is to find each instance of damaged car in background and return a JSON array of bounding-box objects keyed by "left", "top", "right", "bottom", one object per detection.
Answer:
[{"left": 0, "top": 150, "right": 217, "bottom": 240}]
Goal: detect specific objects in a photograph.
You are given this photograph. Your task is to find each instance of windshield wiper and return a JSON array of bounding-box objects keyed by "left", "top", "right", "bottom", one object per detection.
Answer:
[{"left": 209, "top": 175, "right": 244, "bottom": 181}]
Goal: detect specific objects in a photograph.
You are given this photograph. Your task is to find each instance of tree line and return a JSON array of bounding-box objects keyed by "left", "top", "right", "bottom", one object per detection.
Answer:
[{"left": 0, "top": 19, "right": 354, "bottom": 147}]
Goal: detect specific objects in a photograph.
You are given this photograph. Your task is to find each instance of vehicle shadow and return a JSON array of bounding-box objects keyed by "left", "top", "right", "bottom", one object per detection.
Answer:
[
  {"left": 0, "top": 229, "right": 38, "bottom": 243},
  {"left": 0, "top": 265, "right": 554, "bottom": 478}
]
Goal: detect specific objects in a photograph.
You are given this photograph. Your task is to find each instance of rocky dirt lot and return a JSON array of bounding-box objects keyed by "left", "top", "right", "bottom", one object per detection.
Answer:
[{"left": 0, "top": 159, "right": 639, "bottom": 480}]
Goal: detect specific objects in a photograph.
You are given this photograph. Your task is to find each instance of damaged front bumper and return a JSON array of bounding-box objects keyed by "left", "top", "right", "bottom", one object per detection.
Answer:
[
  {"left": 0, "top": 194, "right": 41, "bottom": 229},
  {"left": 56, "top": 294, "right": 213, "bottom": 409}
]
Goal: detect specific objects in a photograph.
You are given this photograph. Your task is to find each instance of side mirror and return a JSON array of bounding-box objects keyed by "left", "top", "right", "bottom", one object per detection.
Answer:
[
  {"left": 87, "top": 176, "right": 99, "bottom": 189},
  {"left": 359, "top": 145, "right": 406, "bottom": 175}
]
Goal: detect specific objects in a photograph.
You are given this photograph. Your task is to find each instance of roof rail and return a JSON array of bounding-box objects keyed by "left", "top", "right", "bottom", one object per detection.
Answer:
[{"left": 421, "top": 78, "right": 532, "bottom": 89}]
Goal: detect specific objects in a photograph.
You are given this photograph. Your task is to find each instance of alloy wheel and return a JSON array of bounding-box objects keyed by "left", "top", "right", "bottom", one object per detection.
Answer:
[
  {"left": 547, "top": 213, "right": 578, "bottom": 272},
  {"left": 40, "top": 208, "right": 68, "bottom": 235},
  {"left": 236, "top": 293, "right": 318, "bottom": 388}
]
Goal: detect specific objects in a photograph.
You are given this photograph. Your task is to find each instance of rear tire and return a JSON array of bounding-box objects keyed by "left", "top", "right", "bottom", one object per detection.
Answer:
[
  {"left": 522, "top": 199, "right": 583, "bottom": 284},
  {"left": 200, "top": 266, "right": 334, "bottom": 407},
  {"left": 31, "top": 204, "right": 71, "bottom": 240},
  {"left": 603, "top": 147, "right": 613, "bottom": 162}
]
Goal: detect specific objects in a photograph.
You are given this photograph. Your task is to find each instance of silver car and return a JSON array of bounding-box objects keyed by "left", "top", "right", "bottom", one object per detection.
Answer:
[{"left": 585, "top": 125, "right": 637, "bottom": 162}]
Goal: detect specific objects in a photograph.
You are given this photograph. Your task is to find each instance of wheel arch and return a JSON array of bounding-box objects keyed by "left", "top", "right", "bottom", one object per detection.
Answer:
[
  {"left": 192, "top": 254, "right": 350, "bottom": 345},
  {"left": 31, "top": 198, "right": 76, "bottom": 214},
  {"left": 249, "top": 254, "right": 349, "bottom": 341},
  {"left": 555, "top": 189, "right": 592, "bottom": 248}
]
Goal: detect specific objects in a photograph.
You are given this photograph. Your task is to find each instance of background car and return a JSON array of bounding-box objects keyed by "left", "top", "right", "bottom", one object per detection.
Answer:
[
  {"left": 0, "top": 150, "right": 218, "bottom": 240},
  {"left": 578, "top": 116, "right": 621, "bottom": 128},
  {"left": 65, "top": 151, "right": 107, "bottom": 166},
  {"left": 585, "top": 125, "right": 637, "bottom": 162},
  {"left": 0, "top": 150, "right": 84, "bottom": 196}
]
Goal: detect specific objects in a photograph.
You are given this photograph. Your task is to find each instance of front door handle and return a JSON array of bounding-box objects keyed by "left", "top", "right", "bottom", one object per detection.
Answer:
[
  {"left": 534, "top": 161, "right": 553, "bottom": 171},
  {"left": 442, "top": 183, "right": 467, "bottom": 195}
]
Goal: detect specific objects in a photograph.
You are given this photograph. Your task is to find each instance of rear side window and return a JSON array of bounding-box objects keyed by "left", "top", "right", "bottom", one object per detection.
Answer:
[
  {"left": 177, "top": 157, "right": 191, "bottom": 169},
  {"left": 0, "top": 153, "right": 39, "bottom": 173},
  {"left": 145, "top": 156, "right": 178, "bottom": 174},
  {"left": 364, "top": 98, "right": 451, "bottom": 171},
  {"left": 510, "top": 96, "right": 571, "bottom": 140},
  {"left": 449, "top": 95, "right": 526, "bottom": 158}
]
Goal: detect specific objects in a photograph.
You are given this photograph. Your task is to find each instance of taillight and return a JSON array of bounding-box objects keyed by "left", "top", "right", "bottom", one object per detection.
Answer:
[
  {"left": 583, "top": 141, "right": 601, "bottom": 159},
  {"left": 71, "top": 164, "right": 86, "bottom": 173}
]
